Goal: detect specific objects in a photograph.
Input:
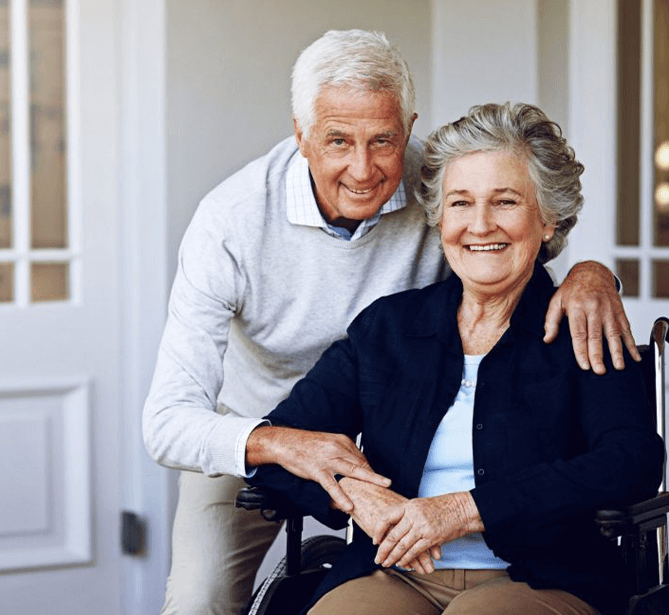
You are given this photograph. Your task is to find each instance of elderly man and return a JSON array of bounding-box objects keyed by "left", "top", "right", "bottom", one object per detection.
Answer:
[{"left": 143, "top": 30, "right": 636, "bottom": 615}]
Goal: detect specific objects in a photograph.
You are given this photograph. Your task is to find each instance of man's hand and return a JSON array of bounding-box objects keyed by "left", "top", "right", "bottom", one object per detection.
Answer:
[
  {"left": 245, "top": 425, "right": 390, "bottom": 513},
  {"left": 544, "top": 260, "right": 639, "bottom": 374}
]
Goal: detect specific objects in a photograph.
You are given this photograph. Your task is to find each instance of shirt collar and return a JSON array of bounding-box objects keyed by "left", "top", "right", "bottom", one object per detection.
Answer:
[{"left": 285, "top": 150, "right": 407, "bottom": 241}]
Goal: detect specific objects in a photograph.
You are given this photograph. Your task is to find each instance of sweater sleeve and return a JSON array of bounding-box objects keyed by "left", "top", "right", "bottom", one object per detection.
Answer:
[
  {"left": 471, "top": 346, "right": 665, "bottom": 545},
  {"left": 247, "top": 321, "right": 366, "bottom": 527},
  {"left": 142, "top": 199, "right": 258, "bottom": 476}
]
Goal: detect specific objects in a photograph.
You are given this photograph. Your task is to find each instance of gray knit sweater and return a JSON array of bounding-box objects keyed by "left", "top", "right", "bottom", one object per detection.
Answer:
[{"left": 143, "top": 136, "right": 447, "bottom": 476}]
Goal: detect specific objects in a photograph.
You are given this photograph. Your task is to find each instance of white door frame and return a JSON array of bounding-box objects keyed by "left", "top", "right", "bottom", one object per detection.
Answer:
[{"left": 118, "top": 1, "right": 172, "bottom": 613}]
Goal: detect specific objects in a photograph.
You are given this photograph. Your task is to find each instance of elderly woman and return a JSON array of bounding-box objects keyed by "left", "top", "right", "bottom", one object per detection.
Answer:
[{"left": 248, "top": 103, "right": 664, "bottom": 615}]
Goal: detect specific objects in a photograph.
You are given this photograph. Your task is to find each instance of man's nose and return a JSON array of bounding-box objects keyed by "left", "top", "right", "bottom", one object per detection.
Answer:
[{"left": 348, "top": 147, "right": 374, "bottom": 182}]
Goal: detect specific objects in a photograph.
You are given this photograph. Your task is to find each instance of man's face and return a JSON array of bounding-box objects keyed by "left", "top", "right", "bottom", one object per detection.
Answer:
[{"left": 295, "top": 86, "right": 413, "bottom": 230}]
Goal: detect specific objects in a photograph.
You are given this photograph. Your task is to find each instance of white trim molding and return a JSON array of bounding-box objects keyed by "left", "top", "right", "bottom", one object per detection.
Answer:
[{"left": 0, "top": 379, "right": 91, "bottom": 571}]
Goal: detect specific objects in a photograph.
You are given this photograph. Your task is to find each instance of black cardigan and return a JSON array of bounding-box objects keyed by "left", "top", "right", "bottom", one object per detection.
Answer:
[{"left": 250, "top": 263, "right": 664, "bottom": 615}]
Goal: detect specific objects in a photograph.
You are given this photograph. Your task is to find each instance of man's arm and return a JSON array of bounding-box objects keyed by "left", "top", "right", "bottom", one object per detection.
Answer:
[
  {"left": 544, "top": 260, "right": 639, "bottom": 374},
  {"left": 143, "top": 201, "right": 248, "bottom": 475}
]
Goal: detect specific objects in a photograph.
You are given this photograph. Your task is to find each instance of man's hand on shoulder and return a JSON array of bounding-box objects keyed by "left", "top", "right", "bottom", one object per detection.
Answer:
[
  {"left": 544, "top": 260, "right": 640, "bottom": 374},
  {"left": 245, "top": 425, "right": 390, "bottom": 513}
]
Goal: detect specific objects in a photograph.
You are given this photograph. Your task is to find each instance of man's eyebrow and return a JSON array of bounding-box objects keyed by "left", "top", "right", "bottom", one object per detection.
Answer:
[
  {"left": 374, "top": 130, "right": 399, "bottom": 139},
  {"left": 325, "top": 129, "right": 349, "bottom": 137}
]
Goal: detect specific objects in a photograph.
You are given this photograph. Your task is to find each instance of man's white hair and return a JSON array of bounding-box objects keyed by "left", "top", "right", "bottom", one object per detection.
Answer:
[{"left": 291, "top": 29, "right": 416, "bottom": 139}]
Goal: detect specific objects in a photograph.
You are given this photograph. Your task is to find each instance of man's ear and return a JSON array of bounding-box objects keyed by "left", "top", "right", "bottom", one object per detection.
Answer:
[
  {"left": 405, "top": 113, "right": 418, "bottom": 144},
  {"left": 293, "top": 118, "right": 307, "bottom": 157}
]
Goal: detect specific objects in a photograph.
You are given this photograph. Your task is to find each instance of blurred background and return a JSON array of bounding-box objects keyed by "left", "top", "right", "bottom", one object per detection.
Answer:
[{"left": 0, "top": 1, "right": 667, "bottom": 613}]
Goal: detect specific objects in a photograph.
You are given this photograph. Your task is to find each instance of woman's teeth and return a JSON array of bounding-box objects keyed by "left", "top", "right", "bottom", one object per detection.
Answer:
[{"left": 468, "top": 243, "right": 508, "bottom": 251}]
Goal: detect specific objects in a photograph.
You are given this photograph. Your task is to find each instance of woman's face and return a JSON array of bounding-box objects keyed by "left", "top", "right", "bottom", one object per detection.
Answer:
[{"left": 439, "top": 149, "right": 555, "bottom": 297}]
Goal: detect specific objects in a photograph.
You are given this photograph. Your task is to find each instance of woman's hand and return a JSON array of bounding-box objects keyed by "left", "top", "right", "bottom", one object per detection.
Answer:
[
  {"left": 374, "top": 491, "right": 484, "bottom": 571},
  {"left": 544, "top": 260, "right": 639, "bottom": 374},
  {"left": 338, "top": 478, "right": 440, "bottom": 574}
]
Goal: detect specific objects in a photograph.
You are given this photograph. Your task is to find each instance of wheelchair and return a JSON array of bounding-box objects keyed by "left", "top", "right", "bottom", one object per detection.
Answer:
[{"left": 236, "top": 317, "right": 669, "bottom": 615}]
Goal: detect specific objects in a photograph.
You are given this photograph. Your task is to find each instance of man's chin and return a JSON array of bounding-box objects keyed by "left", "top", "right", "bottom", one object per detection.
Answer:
[{"left": 339, "top": 199, "right": 387, "bottom": 221}]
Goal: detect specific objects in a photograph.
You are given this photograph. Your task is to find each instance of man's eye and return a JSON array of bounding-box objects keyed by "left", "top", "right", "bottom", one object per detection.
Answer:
[{"left": 331, "top": 138, "right": 346, "bottom": 146}]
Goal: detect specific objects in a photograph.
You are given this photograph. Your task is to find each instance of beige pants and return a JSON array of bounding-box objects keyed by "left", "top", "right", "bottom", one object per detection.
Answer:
[
  {"left": 309, "top": 568, "right": 601, "bottom": 615},
  {"left": 160, "top": 471, "right": 282, "bottom": 615}
]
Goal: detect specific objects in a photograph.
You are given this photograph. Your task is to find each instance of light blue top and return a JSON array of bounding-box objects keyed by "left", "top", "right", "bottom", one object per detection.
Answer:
[{"left": 417, "top": 354, "right": 508, "bottom": 569}]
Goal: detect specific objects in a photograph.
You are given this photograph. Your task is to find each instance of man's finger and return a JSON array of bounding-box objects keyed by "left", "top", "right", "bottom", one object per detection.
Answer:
[
  {"left": 605, "top": 333, "right": 625, "bottom": 371},
  {"left": 585, "top": 312, "right": 606, "bottom": 375},
  {"left": 543, "top": 294, "right": 565, "bottom": 344},
  {"left": 344, "top": 463, "right": 392, "bottom": 488},
  {"left": 622, "top": 327, "right": 641, "bottom": 362},
  {"left": 567, "top": 310, "right": 590, "bottom": 371},
  {"left": 316, "top": 472, "right": 354, "bottom": 513}
]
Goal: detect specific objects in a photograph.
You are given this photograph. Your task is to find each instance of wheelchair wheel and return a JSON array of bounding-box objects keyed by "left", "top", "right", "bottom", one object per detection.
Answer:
[{"left": 244, "top": 534, "right": 346, "bottom": 615}]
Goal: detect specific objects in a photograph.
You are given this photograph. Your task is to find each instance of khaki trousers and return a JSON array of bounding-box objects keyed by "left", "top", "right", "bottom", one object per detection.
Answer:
[
  {"left": 308, "top": 568, "right": 601, "bottom": 615},
  {"left": 160, "top": 471, "right": 282, "bottom": 615}
]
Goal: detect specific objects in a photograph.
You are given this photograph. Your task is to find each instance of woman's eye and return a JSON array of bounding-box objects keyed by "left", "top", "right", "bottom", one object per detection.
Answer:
[
  {"left": 451, "top": 200, "right": 469, "bottom": 207},
  {"left": 498, "top": 199, "right": 517, "bottom": 206}
]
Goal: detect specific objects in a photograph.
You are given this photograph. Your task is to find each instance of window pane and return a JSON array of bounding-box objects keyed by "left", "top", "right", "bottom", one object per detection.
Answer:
[
  {"left": 0, "top": 0, "right": 10, "bottom": 249},
  {"left": 0, "top": 261, "right": 12, "bottom": 301},
  {"left": 616, "top": 258, "right": 640, "bottom": 297},
  {"left": 652, "top": 260, "right": 669, "bottom": 298},
  {"left": 29, "top": 0, "right": 67, "bottom": 249},
  {"left": 617, "top": 0, "right": 642, "bottom": 246},
  {"left": 31, "top": 261, "right": 68, "bottom": 301},
  {"left": 655, "top": 0, "right": 669, "bottom": 246}
]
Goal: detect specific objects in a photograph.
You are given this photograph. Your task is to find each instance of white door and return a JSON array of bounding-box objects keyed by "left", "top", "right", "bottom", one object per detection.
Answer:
[{"left": 0, "top": 0, "right": 124, "bottom": 613}]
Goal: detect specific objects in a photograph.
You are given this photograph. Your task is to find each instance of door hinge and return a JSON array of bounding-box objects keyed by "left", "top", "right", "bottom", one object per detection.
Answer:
[{"left": 121, "top": 510, "right": 145, "bottom": 556}]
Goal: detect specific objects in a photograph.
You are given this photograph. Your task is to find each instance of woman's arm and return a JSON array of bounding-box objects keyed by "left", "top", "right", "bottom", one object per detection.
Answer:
[
  {"left": 371, "top": 491, "right": 484, "bottom": 571},
  {"left": 336, "top": 478, "right": 442, "bottom": 574},
  {"left": 472, "top": 349, "right": 664, "bottom": 547}
]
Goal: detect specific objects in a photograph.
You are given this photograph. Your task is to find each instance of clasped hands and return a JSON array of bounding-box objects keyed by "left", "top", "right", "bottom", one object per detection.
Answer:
[
  {"left": 337, "top": 477, "right": 483, "bottom": 574},
  {"left": 247, "top": 426, "right": 481, "bottom": 574}
]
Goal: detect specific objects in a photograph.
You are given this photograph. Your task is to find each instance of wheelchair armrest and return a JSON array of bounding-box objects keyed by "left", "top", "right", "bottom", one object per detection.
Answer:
[
  {"left": 595, "top": 491, "right": 669, "bottom": 539},
  {"left": 235, "top": 486, "right": 303, "bottom": 522}
]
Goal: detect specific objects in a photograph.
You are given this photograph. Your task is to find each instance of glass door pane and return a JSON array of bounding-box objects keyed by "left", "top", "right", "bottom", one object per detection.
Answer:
[{"left": 29, "top": 0, "right": 66, "bottom": 250}]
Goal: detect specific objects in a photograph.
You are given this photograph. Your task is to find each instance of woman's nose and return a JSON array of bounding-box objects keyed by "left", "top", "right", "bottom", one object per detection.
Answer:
[{"left": 469, "top": 204, "right": 496, "bottom": 235}]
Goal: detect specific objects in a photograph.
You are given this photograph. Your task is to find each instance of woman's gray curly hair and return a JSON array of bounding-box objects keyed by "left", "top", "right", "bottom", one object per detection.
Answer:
[{"left": 417, "top": 102, "right": 584, "bottom": 263}]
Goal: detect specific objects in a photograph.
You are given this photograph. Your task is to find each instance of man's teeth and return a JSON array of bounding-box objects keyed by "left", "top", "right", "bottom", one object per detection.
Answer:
[
  {"left": 348, "top": 187, "right": 373, "bottom": 194},
  {"left": 468, "top": 243, "right": 508, "bottom": 251}
]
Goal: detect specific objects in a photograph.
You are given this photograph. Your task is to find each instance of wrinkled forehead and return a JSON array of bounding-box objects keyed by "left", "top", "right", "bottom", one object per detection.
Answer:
[{"left": 314, "top": 84, "right": 403, "bottom": 122}]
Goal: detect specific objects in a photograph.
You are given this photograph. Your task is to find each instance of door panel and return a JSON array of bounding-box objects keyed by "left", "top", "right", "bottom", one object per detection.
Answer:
[{"left": 0, "top": 0, "right": 122, "bottom": 612}]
